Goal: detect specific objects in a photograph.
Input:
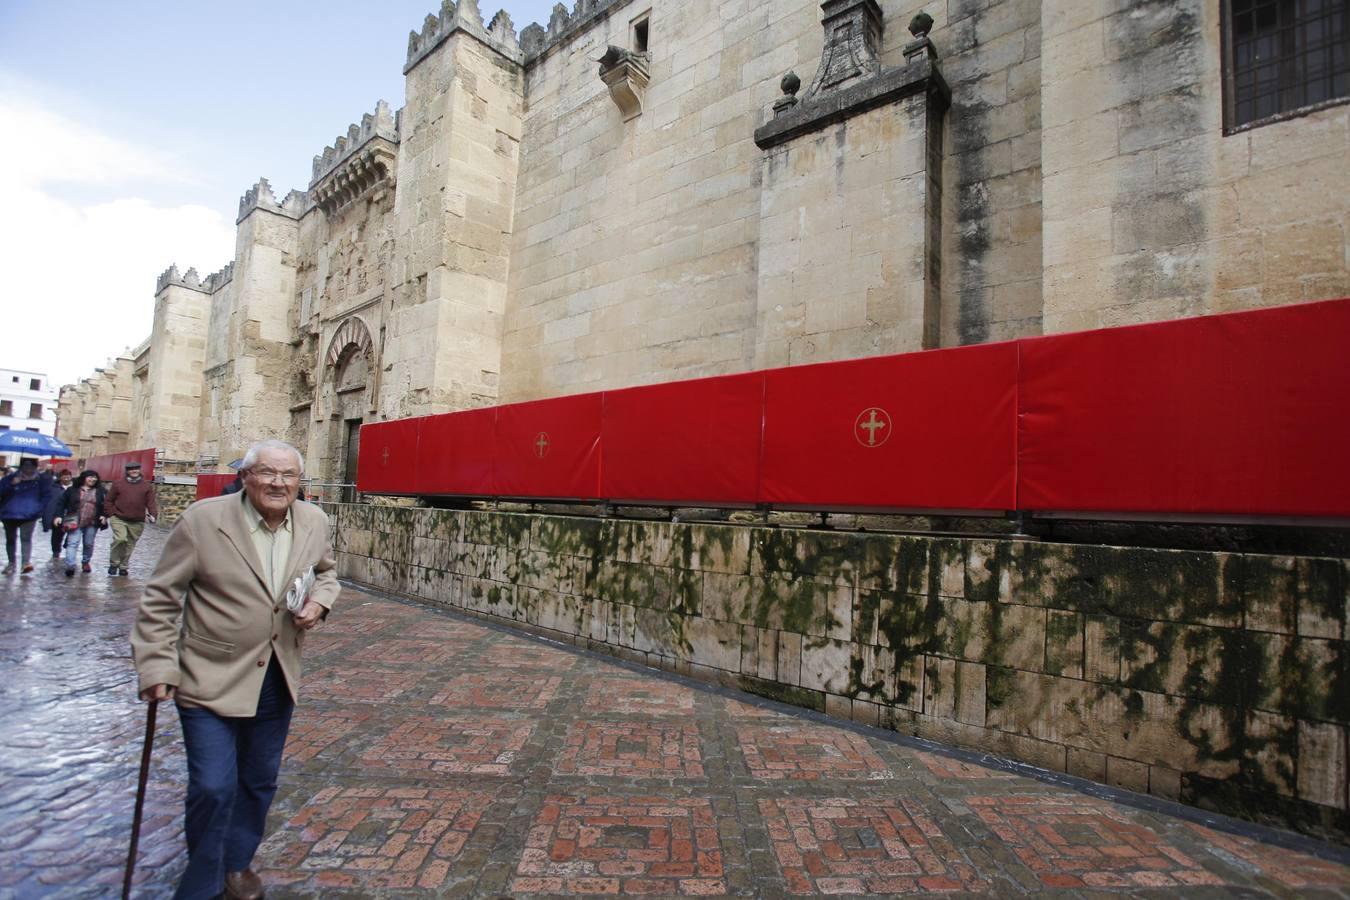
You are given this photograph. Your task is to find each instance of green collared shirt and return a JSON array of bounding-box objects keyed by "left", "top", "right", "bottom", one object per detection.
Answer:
[{"left": 241, "top": 494, "right": 293, "bottom": 600}]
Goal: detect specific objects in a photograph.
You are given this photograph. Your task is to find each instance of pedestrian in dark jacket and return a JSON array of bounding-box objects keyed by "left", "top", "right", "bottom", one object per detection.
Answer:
[
  {"left": 105, "top": 461, "right": 158, "bottom": 576},
  {"left": 42, "top": 469, "right": 74, "bottom": 559},
  {"left": 54, "top": 470, "right": 107, "bottom": 577},
  {"left": 1, "top": 458, "right": 56, "bottom": 575}
]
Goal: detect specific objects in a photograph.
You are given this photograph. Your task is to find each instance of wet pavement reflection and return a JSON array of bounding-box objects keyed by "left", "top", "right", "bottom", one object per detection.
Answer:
[{"left": 3, "top": 521, "right": 1350, "bottom": 897}]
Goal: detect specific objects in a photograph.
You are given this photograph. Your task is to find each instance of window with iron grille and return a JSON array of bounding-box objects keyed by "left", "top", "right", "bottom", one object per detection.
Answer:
[{"left": 1224, "top": 0, "right": 1350, "bottom": 132}]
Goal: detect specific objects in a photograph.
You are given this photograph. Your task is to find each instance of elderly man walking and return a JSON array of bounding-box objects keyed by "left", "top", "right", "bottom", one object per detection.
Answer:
[
  {"left": 132, "top": 440, "right": 338, "bottom": 900},
  {"left": 106, "top": 460, "right": 158, "bottom": 576}
]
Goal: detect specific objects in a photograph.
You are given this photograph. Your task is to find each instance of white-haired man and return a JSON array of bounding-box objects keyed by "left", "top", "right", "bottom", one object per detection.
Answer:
[{"left": 132, "top": 440, "right": 338, "bottom": 900}]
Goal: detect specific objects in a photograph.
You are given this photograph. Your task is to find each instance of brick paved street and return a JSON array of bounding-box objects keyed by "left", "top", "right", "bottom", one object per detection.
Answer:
[{"left": 4, "top": 524, "right": 1350, "bottom": 897}]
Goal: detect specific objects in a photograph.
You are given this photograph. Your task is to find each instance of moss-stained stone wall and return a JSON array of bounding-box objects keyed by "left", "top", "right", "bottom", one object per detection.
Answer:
[
  {"left": 155, "top": 483, "right": 196, "bottom": 525},
  {"left": 324, "top": 503, "right": 1350, "bottom": 842}
]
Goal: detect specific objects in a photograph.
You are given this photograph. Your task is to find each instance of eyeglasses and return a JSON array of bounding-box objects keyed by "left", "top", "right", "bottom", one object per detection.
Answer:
[{"left": 248, "top": 468, "right": 301, "bottom": 484}]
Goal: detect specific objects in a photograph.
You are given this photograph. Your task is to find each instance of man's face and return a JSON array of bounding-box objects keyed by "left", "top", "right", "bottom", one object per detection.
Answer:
[
  {"left": 59, "top": 474, "right": 72, "bottom": 486},
  {"left": 19, "top": 460, "right": 36, "bottom": 477},
  {"left": 126, "top": 468, "right": 142, "bottom": 482},
  {"left": 243, "top": 448, "right": 301, "bottom": 519}
]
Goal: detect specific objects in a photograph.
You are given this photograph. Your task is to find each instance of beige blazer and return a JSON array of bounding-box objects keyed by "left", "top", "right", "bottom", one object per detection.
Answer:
[{"left": 131, "top": 493, "right": 339, "bottom": 716}]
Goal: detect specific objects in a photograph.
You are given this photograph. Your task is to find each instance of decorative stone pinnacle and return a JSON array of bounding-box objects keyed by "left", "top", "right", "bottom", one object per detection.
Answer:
[
  {"left": 773, "top": 71, "right": 802, "bottom": 116},
  {"left": 904, "top": 10, "right": 937, "bottom": 61}
]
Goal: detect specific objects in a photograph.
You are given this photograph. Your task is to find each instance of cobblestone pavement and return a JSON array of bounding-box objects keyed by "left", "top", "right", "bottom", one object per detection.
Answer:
[{"left": 4, "top": 524, "right": 1350, "bottom": 897}]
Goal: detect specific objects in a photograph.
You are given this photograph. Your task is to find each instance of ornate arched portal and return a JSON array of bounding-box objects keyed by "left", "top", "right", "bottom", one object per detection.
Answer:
[{"left": 323, "top": 316, "right": 377, "bottom": 492}]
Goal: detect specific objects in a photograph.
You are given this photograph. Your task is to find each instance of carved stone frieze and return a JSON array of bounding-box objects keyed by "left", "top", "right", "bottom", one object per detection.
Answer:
[{"left": 754, "top": 4, "right": 949, "bottom": 150}]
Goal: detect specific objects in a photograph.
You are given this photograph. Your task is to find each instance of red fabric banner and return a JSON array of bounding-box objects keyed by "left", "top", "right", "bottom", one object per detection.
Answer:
[
  {"left": 357, "top": 419, "right": 421, "bottom": 495},
  {"left": 600, "top": 373, "right": 765, "bottom": 505},
  {"left": 195, "top": 473, "right": 236, "bottom": 500},
  {"left": 82, "top": 448, "right": 156, "bottom": 484},
  {"left": 1018, "top": 298, "right": 1350, "bottom": 518},
  {"left": 415, "top": 408, "right": 497, "bottom": 495},
  {"left": 760, "top": 343, "right": 1019, "bottom": 511},
  {"left": 353, "top": 298, "right": 1350, "bottom": 520},
  {"left": 495, "top": 394, "right": 602, "bottom": 499}
]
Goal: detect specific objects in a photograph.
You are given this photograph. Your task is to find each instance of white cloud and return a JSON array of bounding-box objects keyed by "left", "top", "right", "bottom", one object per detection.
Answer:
[{"left": 0, "top": 93, "right": 236, "bottom": 389}]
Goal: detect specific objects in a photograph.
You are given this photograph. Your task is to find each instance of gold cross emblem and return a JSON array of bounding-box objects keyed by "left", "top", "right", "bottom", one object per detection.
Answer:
[
  {"left": 854, "top": 407, "right": 892, "bottom": 448},
  {"left": 382, "top": 447, "right": 390, "bottom": 465},
  {"left": 535, "top": 431, "right": 550, "bottom": 459}
]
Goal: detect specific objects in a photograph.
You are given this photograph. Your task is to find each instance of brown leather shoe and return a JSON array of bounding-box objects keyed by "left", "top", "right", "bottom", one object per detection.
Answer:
[{"left": 224, "top": 869, "right": 264, "bottom": 900}]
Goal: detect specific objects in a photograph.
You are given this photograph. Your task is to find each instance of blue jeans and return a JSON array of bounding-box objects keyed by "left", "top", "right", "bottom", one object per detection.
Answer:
[
  {"left": 62, "top": 525, "right": 97, "bottom": 567},
  {"left": 174, "top": 658, "right": 294, "bottom": 900}
]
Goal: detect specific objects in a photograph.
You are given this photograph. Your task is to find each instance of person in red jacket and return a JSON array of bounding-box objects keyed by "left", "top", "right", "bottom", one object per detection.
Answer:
[{"left": 105, "top": 461, "right": 158, "bottom": 576}]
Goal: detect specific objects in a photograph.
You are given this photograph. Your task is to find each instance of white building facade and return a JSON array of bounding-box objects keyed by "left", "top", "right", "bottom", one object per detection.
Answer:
[{"left": 0, "top": 369, "right": 60, "bottom": 467}]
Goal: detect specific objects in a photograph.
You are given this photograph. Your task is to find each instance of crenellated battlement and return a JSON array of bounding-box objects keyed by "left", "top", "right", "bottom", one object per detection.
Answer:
[
  {"left": 237, "top": 177, "right": 306, "bottom": 225},
  {"left": 310, "top": 100, "right": 400, "bottom": 187},
  {"left": 404, "top": 0, "right": 522, "bottom": 72},
  {"left": 156, "top": 262, "right": 235, "bottom": 295}
]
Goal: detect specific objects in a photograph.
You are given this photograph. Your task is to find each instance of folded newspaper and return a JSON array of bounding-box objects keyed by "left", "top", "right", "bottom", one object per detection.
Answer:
[{"left": 285, "top": 565, "right": 316, "bottom": 614}]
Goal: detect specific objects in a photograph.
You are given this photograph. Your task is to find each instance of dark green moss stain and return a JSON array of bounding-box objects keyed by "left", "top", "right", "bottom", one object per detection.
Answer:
[
  {"left": 737, "top": 675, "right": 826, "bottom": 712},
  {"left": 534, "top": 516, "right": 604, "bottom": 558},
  {"left": 965, "top": 541, "right": 1014, "bottom": 604},
  {"left": 985, "top": 666, "right": 1014, "bottom": 710},
  {"left": 1108, "top": 549, "right": 1228, "bottom": 624},
  {"left": 1045, "top": 611, "right": 1083, "bottom": 676},
  {"left": 755, "top": 529, "right": 859, "bottom": 584},
  {"left": 1182, "top": 772, "right": 1350, "bottom": 845}
]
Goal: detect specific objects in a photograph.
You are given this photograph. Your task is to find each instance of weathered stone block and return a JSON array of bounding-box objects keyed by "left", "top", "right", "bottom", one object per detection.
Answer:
[
  {"left": 683, "top": 617, "right": 742, "bottom": 671},
  {"left": 1149, "top": 765, "right": 1182, "bottom": 801},
  {"left": 688, "top": 523, "right": 752, "bottom": 574},
  {"left": 1106, "top": 756, "right": 1150, "bottom": 793},
  {"left": 1119, "top": 621, "right": 1242, "bottom": 703},
  {"left": 1245, "top": 555, "right": 1299, "bottom": 634},
  {"left": 799, "top": 638, "right": 853, "bottom": 694},
  {"left": 526, "top": 585, "right": 591, "bottom": 637},
  {"left": 1045, "top": 610, "right": 1084, "bottom": 678},
  {"left": 965, "top": 539, "right": 1014, "bottom": 604},
  {"left": 777, "top": 631, "right": 803, "bottom": 685},
  {"left": 1013, "top": 542, "right": 1109, "bottom": 610},
  {"left": 594, "top": 560, "right": 676, "bottom": 611},
  {"left": 858, "top": 535, "right": 930, "bottom": 594},
  {"left": 1067, "top": 747, "right": 1107, "bottom": 781},
  {"left": 988, "top": 603, "right": 1047, "bottom": 672},
  {"left": 925, "top": 657, "right": 986, "bottom": 726},
  {"left": 752, "top": 528, "right": 862, "bottom": 587},
  {"left": 735, "top": 575, "right": 852, "bottom": 641},
  {"left": 630, "top": 606, "right": 691, "bottom": 658},
  {"left": 1104, "top": 547, "right": 1242, "bottom": 627},
  {"left": 530, "top": 515, "right": 605, "bottom": 558},
  {"left": 1084, "top": 614, "right": 1121, "bottom": 683},
  {"left": 1298, "top": 720, "right": 1348, "bottom": 810},
  {"left": 854, "top": 589, "right": 941, "bottom": 653}
]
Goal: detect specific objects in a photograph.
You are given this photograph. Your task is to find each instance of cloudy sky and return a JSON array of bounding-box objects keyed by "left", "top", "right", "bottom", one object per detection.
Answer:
[{"left": 0, "top": 0, "right": 555, "bottom": 389}]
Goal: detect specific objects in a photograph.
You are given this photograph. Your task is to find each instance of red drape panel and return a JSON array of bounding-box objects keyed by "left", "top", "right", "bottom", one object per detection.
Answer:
[
  {"left": 760, "top": 343, "right": 1019, "bottom": 511},
  {"left": 357, "top": 418, "right": 421, "bottom": 494},
  {"left": 195, "top": 473, "right": 235, "bottom": 500},
  {"left": 1018, "top": 298, "right": 1350, "bottom": 517},
  {"left": 495, "top": 393, "right": 602, "bottom": 499},
  {"left": 415, "top": 408, "right": 497, "bottom": 495},
  {"left": 601, "top": 372, "right": 765, "bottom": 504}
]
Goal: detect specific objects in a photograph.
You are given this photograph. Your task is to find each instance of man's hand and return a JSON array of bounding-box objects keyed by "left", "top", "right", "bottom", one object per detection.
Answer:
[
  {"left": 292, "top": 599, "right": 324, "bottom": 630},
  {"left": 140, "top": 684, "right": 175, "bottom": 702},
  {"left": 52, "top": 517, "right": 61, "bottom": 527}
]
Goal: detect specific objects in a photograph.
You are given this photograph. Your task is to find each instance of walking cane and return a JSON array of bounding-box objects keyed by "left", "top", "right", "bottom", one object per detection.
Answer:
[{"left": 122, "top": 698, "right": 158, "bottom": 900}]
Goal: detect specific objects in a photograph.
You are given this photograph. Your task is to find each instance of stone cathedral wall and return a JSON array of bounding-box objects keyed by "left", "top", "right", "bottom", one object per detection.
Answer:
[
  {"left": 326, "top": 502, "right": 1350, "bottom": 843},
  {"left": 57, "top": 0, "right": 1350, "bottom": 480}
]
